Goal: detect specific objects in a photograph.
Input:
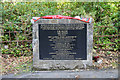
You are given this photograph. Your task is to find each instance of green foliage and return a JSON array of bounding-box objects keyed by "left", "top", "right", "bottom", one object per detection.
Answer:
[{"left": 1, "top": 2, "right": 120, "bottom": 56}]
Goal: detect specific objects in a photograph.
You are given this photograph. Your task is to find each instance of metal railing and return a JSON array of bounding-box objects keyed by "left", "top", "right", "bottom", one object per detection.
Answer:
[
  {"left": 0, "top": 26, "right": 120, "bottom": 54},
  {"left": 93, "top": 26, "right": 119, "bottom": 51}
]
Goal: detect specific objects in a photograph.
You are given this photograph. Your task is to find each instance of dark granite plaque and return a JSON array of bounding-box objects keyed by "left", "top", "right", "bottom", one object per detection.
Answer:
[{"left": 38, "top": 24, "right": 87, "bottom": 60}]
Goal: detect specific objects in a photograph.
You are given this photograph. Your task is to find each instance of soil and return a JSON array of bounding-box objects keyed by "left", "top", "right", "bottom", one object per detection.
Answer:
[{"left": 1, "top": 50, "right": 119, "bottom": 75}]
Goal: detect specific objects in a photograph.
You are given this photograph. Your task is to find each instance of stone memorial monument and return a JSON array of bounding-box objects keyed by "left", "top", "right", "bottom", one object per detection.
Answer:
[{"left": 31, "top": 15, "right": 93, "bottom": 70}]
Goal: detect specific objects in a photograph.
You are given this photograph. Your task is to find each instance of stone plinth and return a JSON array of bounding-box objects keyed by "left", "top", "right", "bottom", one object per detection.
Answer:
[{"left": 32, "top": 19, "right": 93, "bottom": 70}]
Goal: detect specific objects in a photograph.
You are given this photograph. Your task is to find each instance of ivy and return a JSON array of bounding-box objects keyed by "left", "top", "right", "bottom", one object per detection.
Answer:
[{"left": 1, "top": 2, "right": 119, "bottom": 56}]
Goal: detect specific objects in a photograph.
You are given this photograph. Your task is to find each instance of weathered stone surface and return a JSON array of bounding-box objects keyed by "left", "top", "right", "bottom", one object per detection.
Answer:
[
  {"left": 2, "top": 69, "right": 118, "bottom": 78},
  {"left": 32, "top": 19, "right": 93, "bottom": 70}
]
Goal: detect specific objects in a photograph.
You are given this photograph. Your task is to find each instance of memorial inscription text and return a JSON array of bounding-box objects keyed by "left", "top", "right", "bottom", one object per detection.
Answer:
[{"left": 39, "top": 24, "right": 87, "bottom": 60}]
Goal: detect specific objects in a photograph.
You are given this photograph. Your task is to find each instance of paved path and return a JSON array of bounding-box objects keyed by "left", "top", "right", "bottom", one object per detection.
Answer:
[{"left": 1, "top": 69, "right": 118, "bottom": 78}]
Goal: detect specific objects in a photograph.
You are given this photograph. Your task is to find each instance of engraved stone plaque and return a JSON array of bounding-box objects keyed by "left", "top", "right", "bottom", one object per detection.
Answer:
[
  {"left": 39, "top": 24, "right": 87, "bottom": 60},
  {"left": 32, "top": 19, "right": 93, "bottom": 70}
]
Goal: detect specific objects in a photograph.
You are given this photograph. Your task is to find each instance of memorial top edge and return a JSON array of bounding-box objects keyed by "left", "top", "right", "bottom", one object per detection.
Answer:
[
  {"left": 31, "top": 15, "right": 93, "bottom": 24},
  {"left": 33, "top": 19, "right": 87, "bottom": 24}
]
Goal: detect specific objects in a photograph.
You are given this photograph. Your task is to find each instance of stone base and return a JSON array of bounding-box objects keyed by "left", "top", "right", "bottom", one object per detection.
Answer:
[{"left": 2, "top": 69, "right": 118, "bottom": 78}]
